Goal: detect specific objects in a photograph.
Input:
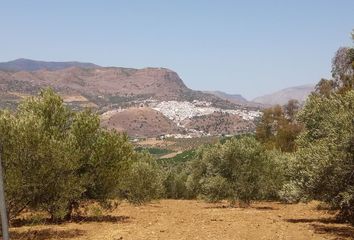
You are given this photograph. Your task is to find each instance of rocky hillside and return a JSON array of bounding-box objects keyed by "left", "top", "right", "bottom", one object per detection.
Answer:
[
  {"left": 0, "top": 59, "right": 238, "bottom": 110},
  {"left": 182, "top": 112, "right": 255, "bottom": 135},
  {"left": 0, "top": 59, "right": 262, "bottom": 137},
  {"left": 101, "top": 107, "right": 182, "bottom": 137},
  {"left": 204, "top": 91, "right": 247, "bottom": 104},
  {"left": 253, "top": 84, "right": 315, "bottom": 106}
]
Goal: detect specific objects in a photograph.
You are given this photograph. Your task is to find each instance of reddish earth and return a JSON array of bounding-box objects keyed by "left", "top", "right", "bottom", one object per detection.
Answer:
[
  {"left": 101, "top": 107, "right": 181, "bottom": 138},
  {"left": 0, "top": 67, "right": 188, "bottom": 97},
  {"left": 183, "top": 111, "right": 255, "bottom": 135},
  {"left": 8, "top": 200, "right": 354, "bottom": 240}
]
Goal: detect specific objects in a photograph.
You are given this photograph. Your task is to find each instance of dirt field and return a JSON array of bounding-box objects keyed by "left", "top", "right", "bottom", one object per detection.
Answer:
[
  {"left": 159, "top": 151, "right": 183, "bottom": 159},
  {"left": 136, "top": 137, "right": 219, "bottom": 152},
  {"left": 9, "top": 200, "right": 354, "bottom": 240}
]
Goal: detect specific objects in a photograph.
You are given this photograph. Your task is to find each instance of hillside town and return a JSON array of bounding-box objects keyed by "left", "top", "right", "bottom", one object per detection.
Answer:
[
  {"left": 99, "top": 99, "right": 262, "bottom": 139},
  {"left": 151, "top": 100, "right": 261, "bottom": 125}
]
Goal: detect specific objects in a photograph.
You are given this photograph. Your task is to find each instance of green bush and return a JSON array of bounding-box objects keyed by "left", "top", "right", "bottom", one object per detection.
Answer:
[
  {"left": 163, "top": 169, "right": 192, "bottom": 199},
  {"left": 0, "top": 89, "right": 158, "bottom": 221},
  {"left": 123, "top": 154, "right": 164, "bottom": 204},
  {"left": 0, "top": 90, "right": 84, "bottom": 220},
  {"left": 200, "top": 175, "right": 230, "bottom": 202},
  {"left": 188, "top": 136, "right": 279, "bottom": 205},
  {"left": 278, "top": 182, "right": 303, "bottom": 203},
  {"left": 292, "top": 91, "right": 354, "bottom": 221}
]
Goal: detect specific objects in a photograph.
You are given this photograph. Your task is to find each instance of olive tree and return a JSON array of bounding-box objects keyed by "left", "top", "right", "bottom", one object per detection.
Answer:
[
  {"left": 0, "top": 89, "right": 142, "bottom": 220},
  {"left": 189, "top": 136, "right": 278, "bottom": 205},
  {"left": 290, "top": 90, "right": 354, "bottom": 221}
]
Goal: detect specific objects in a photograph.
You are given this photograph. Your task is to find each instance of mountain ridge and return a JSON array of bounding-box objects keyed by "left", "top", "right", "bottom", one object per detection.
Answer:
[
  {"left": 252, "top": 84, "right": 315, "bottom": 106},
  {"left": 0, "top": 58, "right": 262, "bottom": 137},
  {"left": 0, "top": 58, "right": 100, "bottom": 71},
  {"left": 0, "top": 59, "right": 240, "bottom": 111},
  {"left": 204, "top": 91, "right": 247, "bottom": 103}
]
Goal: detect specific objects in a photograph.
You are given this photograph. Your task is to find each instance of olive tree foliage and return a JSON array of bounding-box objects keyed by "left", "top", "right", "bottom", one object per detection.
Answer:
[
  {"left": 121, "top": 153, "right": 164, "bottom": 204},
  {"left": 163, "top": 167, "right": 192, "bottom": 199},
  {"left": 290, "top": 91, "right": 354, "bottom": 221},
  {"left": 0, "top": 90, "right": 83, "bottom": 220},
  {"left": 280, "top": 32, "right": 354, "bottom": 221},
  {"left": 187, "top": 136, "right": 281, "bottom": 205},
  {"left": 0, "top": 89, "right": 141, "bottom": 220}
]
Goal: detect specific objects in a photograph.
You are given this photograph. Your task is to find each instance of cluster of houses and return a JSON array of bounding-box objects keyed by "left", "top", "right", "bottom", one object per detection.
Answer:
[
  {"left": 102, "top": 99, "right": 262, "bottom": 140},
  {"left": 150, "top": 100, "right": 261, "bottom": 125}
]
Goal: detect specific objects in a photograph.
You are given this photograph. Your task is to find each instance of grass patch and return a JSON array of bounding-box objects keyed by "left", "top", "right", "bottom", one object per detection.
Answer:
[
  {"left": 158, "top": 149, "right": 196, "bottom": 167},
  {"left": 135, "top": 147, "right": 173, "bottom": 157},
  {"left": 166, "top": 136, "right": 219, "bottom": 150}
]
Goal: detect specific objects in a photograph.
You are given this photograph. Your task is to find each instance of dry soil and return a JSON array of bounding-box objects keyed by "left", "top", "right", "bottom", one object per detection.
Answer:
[{"left": 8, "top": 200, "right": 354, "bottom": 240}]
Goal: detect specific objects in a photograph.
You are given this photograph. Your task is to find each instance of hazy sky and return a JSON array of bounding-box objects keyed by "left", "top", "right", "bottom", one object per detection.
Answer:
[{"left": 0, "top": 1, "right": 353, "bottom": 99}]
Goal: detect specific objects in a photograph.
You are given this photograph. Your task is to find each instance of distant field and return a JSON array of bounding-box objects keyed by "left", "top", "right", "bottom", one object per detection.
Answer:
[
  {"left": 9, "top": 200, "right": 354, "bottom": 240},
  {"left": 133, "top": 145, "right": 196, "bottom": 165},
  {"left": 158, "top": 149, "right": 196, "bottom": 167},
  {"left": 135, "top": 146, "right": 173, "bottom": 158},
  {"left": 134, "top": 136, "right": 231, "bottom": 164},
  {"left": 135, "top": 136, "right": 219, "bottom": 152},
  {"left": 166, "top": 136, "right": 219, "bottom": 151}
]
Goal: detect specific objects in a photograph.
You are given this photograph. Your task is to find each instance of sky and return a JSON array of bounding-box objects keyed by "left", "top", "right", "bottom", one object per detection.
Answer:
[{"left": 0, "top": 1, "right": 353, "bottom": 99}]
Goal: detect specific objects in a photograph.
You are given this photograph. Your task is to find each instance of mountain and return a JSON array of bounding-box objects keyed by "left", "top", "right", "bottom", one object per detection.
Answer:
[
  {"left": 204, "top": 91, "right": 247, "bottom": 103},
  {"left": 0, "top": 63, "right": 238, "bottom": 110},
  {"left": 205, "top": 90, "right": 264, "bottom": 108},
  {"left": 0, "top": 58, "right": 99, "bottom": 71},
  {"left": 0, "top": 58, "right": 261, "bottom": 137},
  {"left": 252, "top": 84, "right": 315, "bottom": 106}
]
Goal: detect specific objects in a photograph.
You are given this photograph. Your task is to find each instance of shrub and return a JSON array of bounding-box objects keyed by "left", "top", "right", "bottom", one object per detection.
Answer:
[
  {"left": 0, "top": 89, "right": 140, "bottom": 220},
  {"left": 200, "top": 175, "right": 230, "bottom": 202},
  {"left": 123, "top": 154, "right": 164, "bottom": 204},
  {"left": 278, "top": 182, "right": 303, "bottom": 203},
  {"left": 163, "top": 169, "right": 191, "bottom": 199},
  {"left": 0, "top": 90, "right": 84, "bottom": 220},
  {"left": 188, "top": 136, "right": 279, "bottom": 205},
  {"left": 293, "top": 91, "right": 354, "bottom": 222}
]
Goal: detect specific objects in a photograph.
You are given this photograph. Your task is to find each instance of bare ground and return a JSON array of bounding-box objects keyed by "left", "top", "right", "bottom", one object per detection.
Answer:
[
  {"left": 159, "top": 151, "right": 183, "bottom": 159},
  {"left": 8, "top": 200, "right": 354, "bottom": 240}
]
